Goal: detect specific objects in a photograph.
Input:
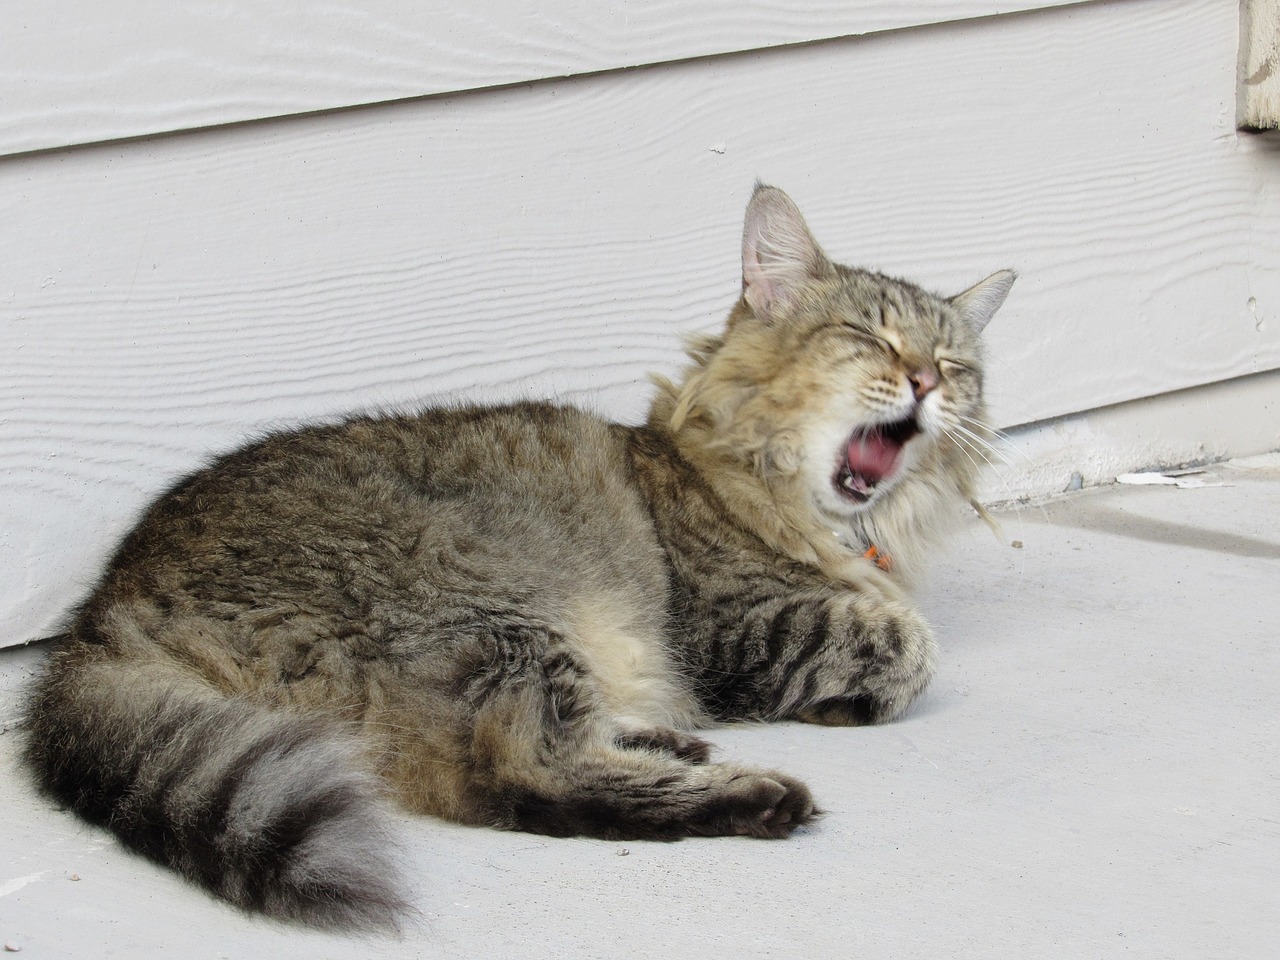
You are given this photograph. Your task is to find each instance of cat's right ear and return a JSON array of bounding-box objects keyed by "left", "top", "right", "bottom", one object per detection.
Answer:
[{"left": 741, "top": 184, "right": 832, "bottom": 321}]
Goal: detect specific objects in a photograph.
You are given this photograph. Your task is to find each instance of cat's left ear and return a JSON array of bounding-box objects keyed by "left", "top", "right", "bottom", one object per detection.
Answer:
[{"left": 950, "top": 270, "right": 1016, "bottom": 332}]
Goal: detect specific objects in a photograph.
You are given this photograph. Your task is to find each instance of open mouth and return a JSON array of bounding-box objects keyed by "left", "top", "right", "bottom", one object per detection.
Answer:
[{"left": 834, "top": 416, "right": 920, "bottom": 503}]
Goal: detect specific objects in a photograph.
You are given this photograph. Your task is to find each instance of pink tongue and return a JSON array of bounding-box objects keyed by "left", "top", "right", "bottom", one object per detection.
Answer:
[{"left": 848, "top": 431, "right": 901, "bottom": 482}]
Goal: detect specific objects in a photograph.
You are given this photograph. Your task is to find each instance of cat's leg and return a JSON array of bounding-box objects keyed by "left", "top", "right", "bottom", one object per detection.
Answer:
[
  {"left": 499, "top": 741, "right": 815, "bottom": 840},
  {"left": 614, "top": 728, "right": 713, "bottom": 763},
  {"left": 711, "top": 588, "right": 936, "bottom": 726},
  {"left": 613, "top": 721, "right": 713, "bottom": 763},
  {"left": 445, "top": 623, "right": 815, "bottom": 839}
]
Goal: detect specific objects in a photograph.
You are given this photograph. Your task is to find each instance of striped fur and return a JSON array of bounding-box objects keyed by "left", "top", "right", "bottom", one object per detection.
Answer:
[{"left": 23, "top": 185, "right": 1012, "bottom": 928}]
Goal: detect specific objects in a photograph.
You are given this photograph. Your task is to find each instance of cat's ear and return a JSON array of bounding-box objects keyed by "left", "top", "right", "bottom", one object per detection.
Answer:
[
  {"left": 950, "top": 270, "right": 1016, "bottom": 332},
  {"left": 741, "top": 184, "right": 832, "bottom": 321}
]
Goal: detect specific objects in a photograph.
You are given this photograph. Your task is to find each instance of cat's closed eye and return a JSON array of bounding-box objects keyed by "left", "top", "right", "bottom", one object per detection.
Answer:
[
  {"left": 841, "top": 322, "right": 900, "bottom": 358},
  {"left": 937, "top": 357, "right": 972, "bottom": 376}
]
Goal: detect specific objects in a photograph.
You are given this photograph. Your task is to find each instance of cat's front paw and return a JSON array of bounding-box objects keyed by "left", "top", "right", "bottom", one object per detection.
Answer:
[{"left": 792, "top": 599, "right": 937, "bottom": 725}]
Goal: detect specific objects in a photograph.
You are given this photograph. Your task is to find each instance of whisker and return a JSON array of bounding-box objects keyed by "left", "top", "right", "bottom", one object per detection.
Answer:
[
  {"left": 945, "top": 426, "right": 1031, "bottom": 511},
  {"left": 944, "top": 427, "right": 993, "bottom": 475},
  {"left": 951, "top": 422, "right": 1018, "bottom": 471},
  {"left": 958, "top": 414, "right": 1030, "bottom": 463},
  {"left": 943, "top": 415, "right": 1006, "bottom": 467}
]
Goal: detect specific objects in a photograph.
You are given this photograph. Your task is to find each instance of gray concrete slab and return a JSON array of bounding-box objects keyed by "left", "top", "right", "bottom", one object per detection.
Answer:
[{"left": 2, "top": 457, "right": 1277, "bottom": 959}]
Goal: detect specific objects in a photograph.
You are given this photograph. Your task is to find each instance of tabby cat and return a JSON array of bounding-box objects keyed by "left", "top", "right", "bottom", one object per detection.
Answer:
[{"left": 23, "top": 185, "right": 1013, "bottom": 929}]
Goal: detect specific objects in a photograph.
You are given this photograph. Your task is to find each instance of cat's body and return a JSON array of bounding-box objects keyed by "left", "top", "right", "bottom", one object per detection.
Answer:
[{"left": 23, "top": 186, "right": 1013, "bottom": 929}]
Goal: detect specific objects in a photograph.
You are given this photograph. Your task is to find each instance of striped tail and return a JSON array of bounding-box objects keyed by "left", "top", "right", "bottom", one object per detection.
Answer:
[{"left": 23, "top": 648, "right": 408, "bottom": 929}]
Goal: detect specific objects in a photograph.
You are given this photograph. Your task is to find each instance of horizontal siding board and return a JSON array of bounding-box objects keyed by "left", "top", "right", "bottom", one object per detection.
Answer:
[
  {"left": 3, "top": 0, "right": 1088, "bottom": 156},
  {"left": 2, "top": 0, "right": 1277, "bottom": 645}
]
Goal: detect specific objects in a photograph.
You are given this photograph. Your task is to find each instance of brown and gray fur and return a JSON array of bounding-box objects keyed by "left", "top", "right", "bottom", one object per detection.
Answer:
[{"left": 23, "top": 185, "right": 1014, "bottom": 929}]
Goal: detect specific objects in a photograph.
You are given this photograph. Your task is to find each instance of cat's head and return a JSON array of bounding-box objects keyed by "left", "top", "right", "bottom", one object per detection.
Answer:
[{"left": 657, "top": 184, "right": 1013, "bottom": 540}]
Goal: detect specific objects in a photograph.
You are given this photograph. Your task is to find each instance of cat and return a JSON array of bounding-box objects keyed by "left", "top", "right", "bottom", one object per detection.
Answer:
[{"left": 22, "top": 184, "right": 1013, "bottom": 930}]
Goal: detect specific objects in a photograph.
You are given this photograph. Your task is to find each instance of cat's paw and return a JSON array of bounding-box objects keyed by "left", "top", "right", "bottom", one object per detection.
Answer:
[
  {"left": 790, "top": 599, "right": 937, "bottom": 725},
  {"left": 864, "top": 603, "right": 937, "bottom": 720},
  {"left": 691, "top": 771, "right": 817, "bottom": 839},
  {"left": 793, "top": 696, "right": 879, "bottom": 726}
]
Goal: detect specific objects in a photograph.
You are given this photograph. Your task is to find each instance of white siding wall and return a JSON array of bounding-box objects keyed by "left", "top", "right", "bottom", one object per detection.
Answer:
[
  {"left": 2, "top": 0, "right": 1278, "bottom": 646},
  {"left": 3, "top": 0, "right": 1084, "bottom": 155}
]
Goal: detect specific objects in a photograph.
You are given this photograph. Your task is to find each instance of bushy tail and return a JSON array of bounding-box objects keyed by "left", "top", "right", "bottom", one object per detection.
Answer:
[{"left": 23, "top": 646, "right": 408, "bottom": 930}]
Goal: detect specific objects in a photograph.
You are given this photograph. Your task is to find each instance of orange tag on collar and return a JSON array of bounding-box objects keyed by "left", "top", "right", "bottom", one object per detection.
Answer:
[{"left": 863, "top": 544, "right": 893, "bottom": 572}]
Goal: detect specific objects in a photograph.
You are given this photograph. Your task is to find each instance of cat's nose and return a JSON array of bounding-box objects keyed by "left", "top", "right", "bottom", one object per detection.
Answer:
[{"left": 908, "top": 369, "right": 939, "bottom": 401}]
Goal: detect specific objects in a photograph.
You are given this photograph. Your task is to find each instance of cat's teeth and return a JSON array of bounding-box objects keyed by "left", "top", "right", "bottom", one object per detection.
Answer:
[{"left": 842, "top": 471, "right": 874, "bottom": 495}]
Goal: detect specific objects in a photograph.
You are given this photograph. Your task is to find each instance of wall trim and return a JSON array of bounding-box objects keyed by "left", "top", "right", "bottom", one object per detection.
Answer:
[{"left": 984, "top": 369, "right": 1280, "bottom": 503}]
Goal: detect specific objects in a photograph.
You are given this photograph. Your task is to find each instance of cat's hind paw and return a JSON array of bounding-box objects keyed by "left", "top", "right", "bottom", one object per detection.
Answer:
[{"left": 692, "top": 771, "right": 818, "bottom": 839}]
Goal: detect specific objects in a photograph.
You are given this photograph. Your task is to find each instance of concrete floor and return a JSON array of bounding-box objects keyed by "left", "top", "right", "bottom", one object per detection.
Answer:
[{"left": 2, "top": 456, "right": 1277, "bottom": 959}]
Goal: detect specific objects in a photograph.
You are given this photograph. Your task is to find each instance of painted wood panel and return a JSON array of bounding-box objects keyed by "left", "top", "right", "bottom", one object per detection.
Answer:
[
  {"left": 1238, "top": 0, "right": 1280, "bottom": 128},
  {"left": 2, "top": 0, "right": 1277, "bottom": 646},
  {"left": 2, "top": 0, "right": 1087, "bottom": 156}
]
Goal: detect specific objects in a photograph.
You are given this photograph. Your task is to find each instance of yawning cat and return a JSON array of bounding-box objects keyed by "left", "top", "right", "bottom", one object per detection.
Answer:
[{"left": 23, "top": 184, "right": 1013, "bottom": 929}]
